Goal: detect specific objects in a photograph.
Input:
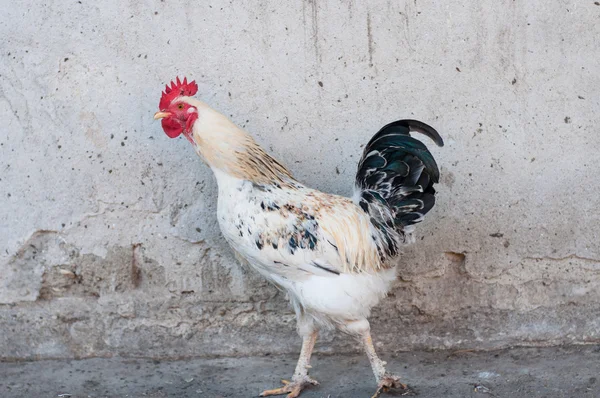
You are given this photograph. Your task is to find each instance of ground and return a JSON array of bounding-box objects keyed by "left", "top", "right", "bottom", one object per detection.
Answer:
[{"left": 1, "top": 345, "right": 599, "bottom": 397}]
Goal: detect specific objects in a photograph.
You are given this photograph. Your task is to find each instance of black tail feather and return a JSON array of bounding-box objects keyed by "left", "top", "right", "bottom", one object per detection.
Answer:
[
  {"left": 354, "top": 119, "right": 443, "bottom": 257},
  {"left": 372, "top": 119, "right": 445, "bottom": 148}
]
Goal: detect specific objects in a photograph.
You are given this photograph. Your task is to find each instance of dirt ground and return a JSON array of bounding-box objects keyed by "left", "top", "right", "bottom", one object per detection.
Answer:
[{"left": 1, "top": 345, "right": 599, "bottom": 398}]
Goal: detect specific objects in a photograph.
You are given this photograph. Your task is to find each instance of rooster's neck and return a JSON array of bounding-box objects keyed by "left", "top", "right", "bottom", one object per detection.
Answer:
[{"left": 187, "top": 100, "right": 294, "bottom": 186}]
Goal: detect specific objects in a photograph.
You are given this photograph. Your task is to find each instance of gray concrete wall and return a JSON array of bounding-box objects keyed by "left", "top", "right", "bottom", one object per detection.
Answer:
[{"left": 1, "top": 0, "right": 599, "bottom": 360}]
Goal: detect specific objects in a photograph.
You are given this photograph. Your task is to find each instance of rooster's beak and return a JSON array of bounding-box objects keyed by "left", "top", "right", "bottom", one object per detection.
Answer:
[{"left": 154, "top": 111, "right": 171, "bottom": 120}]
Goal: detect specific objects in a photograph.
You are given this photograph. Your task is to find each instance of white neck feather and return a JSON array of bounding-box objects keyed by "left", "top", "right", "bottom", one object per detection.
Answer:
[{"left": 180, "top": 97, "right": 295, "bottom": 186}]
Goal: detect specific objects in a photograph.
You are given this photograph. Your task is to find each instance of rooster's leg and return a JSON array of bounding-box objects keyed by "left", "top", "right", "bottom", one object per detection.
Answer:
[
  {"left": 259, "top": 329, "right": 319, "bottom": 398},
  {"left": 346, "top": 319, "right": 407, "bottom": 398}
]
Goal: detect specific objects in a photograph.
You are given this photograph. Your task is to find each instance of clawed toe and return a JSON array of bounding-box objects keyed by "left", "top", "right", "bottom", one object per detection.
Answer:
[
  {"left": 259, "top": 377, "right": 319, "bottom": 398},
  {"left": 371, "top": 374, "right": 408, "bottom": 398}
]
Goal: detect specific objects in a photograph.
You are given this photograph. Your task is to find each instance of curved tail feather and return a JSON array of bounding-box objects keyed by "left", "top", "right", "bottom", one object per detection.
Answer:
[{"left": 354, "top": 119, "right": 443, "bottom": 258}]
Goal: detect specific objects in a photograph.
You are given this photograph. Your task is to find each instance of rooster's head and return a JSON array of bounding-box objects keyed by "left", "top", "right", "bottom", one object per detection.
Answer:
[{"left": 154, "top": 77, "right": 199, "bottom": 144}]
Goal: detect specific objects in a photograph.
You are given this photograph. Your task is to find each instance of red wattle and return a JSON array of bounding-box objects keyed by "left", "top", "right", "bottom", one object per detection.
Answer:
[{"left": 161, "top": 118, "right": 183, "bottom": 138}]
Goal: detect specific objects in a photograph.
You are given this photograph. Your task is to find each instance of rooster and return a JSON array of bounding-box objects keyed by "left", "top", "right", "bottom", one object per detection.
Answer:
[{"left": 154, "top": 77, "right": 443, "bottom": 398}]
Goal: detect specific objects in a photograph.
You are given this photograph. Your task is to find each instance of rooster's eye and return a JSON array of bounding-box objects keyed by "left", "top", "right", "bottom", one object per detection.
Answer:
[{"left": 177, "top": 104, "right": 185, "bottom": 110}]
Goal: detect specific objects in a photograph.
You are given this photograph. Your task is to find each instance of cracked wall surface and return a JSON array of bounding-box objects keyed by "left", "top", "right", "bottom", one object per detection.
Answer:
[{"left": 1, "top": 0, "right": 599, "bottom": 359}]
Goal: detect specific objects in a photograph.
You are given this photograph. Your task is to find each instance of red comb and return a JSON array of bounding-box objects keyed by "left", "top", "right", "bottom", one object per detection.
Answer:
[{"left": 159, "top": 77, "right": 198, "bottom": 109}]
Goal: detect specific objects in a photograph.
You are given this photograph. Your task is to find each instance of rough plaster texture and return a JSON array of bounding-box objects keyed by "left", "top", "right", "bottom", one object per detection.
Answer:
[{"left": 1, "top": 0, "right": 599, "bottom": 360}]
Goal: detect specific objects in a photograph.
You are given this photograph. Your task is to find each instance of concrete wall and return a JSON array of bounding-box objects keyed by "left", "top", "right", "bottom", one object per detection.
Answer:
[{"left": 1, "top": 0, "right": 599, "bottom": 360}]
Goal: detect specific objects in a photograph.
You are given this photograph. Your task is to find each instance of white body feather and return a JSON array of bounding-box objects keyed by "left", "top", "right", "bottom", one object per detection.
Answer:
[{"left": 213, "top": 169, "right": 397, "bottom": 327}]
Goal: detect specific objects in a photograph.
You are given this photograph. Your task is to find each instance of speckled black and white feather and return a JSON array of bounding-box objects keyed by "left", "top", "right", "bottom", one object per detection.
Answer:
[{"left": 353, "top": 119, "right": 444, "bottom": 259}]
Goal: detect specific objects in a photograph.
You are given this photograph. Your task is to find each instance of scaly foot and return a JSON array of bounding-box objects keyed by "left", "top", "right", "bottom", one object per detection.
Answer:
[
  {"left": 259, "top": 376, "right": 319, "bottom": 398},
  {"left": 371, "top": 374, "right": 408, "bottom": 398}
]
